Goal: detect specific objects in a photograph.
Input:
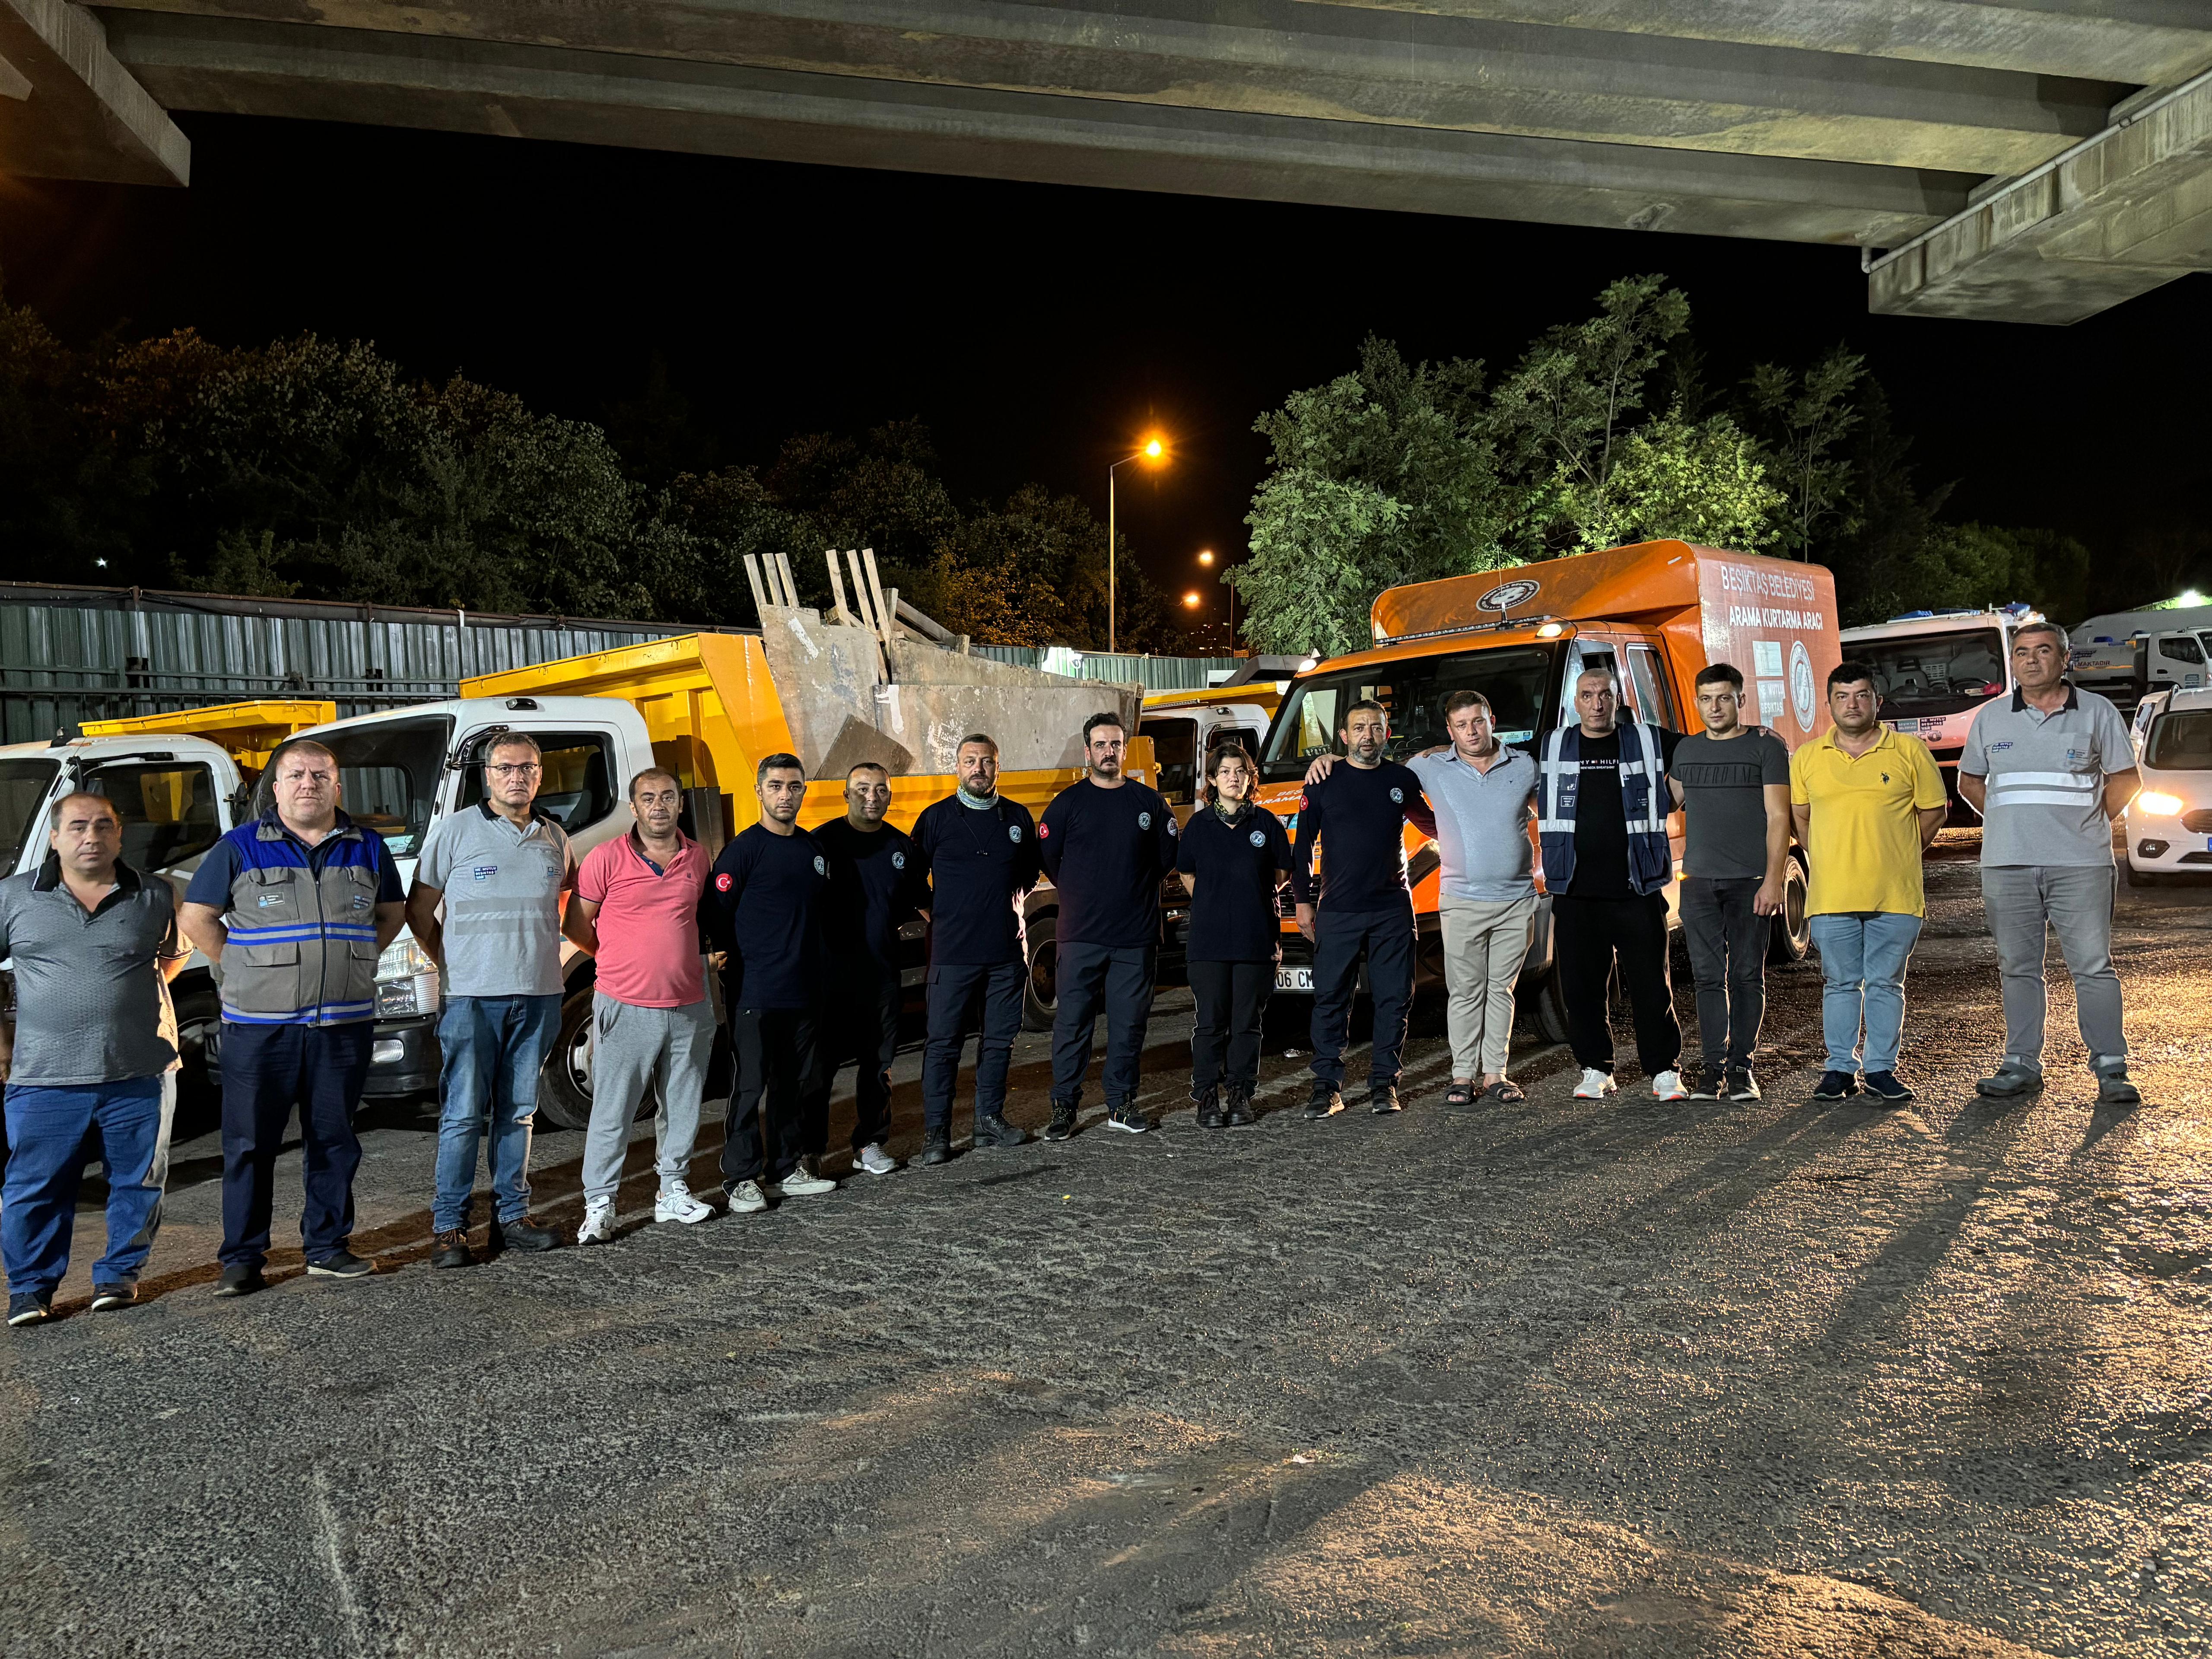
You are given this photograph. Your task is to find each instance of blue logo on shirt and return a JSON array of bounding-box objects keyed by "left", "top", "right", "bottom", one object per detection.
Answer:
[
  {"left": 1138, "top": 811, "right": 1152, "bottom": 830},
  {"left": 257, "top": 892, "right": 286, "bottom": 908},
  {"left": 1389, "top": 787, "right": 1403, "bottom": 804},
  {"left": 813, "top": 855, "right": 827, "bottom": 877},
  {"left": 1988, "top": 741, "right": 2014, "bottom": 753},
  {"left": 891, "top": 850, "right": 906, "bottom": 869},
  {"left": 1008, "top": 824, "right": 1023, "bottom": 842},
  {"left": 472, "top": 864, "right": 499, "bottom": 882},
  {"left": 1248, "top": 829, "right": 1267, "bottom": 848}
]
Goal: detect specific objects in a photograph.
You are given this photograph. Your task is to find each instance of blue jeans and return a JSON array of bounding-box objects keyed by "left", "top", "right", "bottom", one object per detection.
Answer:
[
  {"left": 1809, "top": 911, "right": 1923, "bottom": 1075},
  {"left": 433, "top": 995, "right": 560, "bottom": 1233},
  {"left": 3, "top": 1076, "right": 172, "bottom": 1295}
]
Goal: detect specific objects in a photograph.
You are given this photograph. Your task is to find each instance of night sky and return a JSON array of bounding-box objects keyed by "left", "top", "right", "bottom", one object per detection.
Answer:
[{"left": 6, "top": 113, "right": 2209, "bottom": 612}]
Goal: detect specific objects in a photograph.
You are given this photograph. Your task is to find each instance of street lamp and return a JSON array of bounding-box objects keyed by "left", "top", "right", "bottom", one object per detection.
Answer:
[
  {"left": 1108, "top": 433, "right": 1170, "bottom": 654},
  {"left": 1196, "top": 547, "right": 1233, "bottom": 644},
  {"left": 1182, "top": 592, "right": 1202, "bottom": 607}
]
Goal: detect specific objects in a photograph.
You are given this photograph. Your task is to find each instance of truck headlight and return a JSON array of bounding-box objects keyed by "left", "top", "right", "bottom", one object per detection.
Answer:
[
  {"left": 2135, "top": 791, "right": 2184, "bottom": 817},
  {"left": 375, "top": 937, "right": 440, "bottom": 1017}
]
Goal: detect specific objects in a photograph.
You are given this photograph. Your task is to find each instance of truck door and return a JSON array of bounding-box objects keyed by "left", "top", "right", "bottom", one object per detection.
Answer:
[
  {"left": 1139, "top": 714, "right": 1201, "bottom": 813},
  {"left": 2154, "top": 632, "right": 2207, "bottom": 691},
  {"left": 453, "top": 726, "right": 626, "bottom": 848},
  {"left": 81, "top": 756, "right": 224, "bottom": 880}
]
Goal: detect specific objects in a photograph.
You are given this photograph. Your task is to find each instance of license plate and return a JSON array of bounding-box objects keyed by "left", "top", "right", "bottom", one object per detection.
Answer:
[
  {"left": 1276, "top": 966, "right": 1313, "bottom": 992},
  {"left": 1892, "top": 718, "right": 1920, "bottom": 733}
]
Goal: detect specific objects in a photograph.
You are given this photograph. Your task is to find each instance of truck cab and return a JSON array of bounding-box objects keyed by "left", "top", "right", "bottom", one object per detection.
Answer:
[{"left": 1838, "top": 608, "right": 2029, "bottom": 804}]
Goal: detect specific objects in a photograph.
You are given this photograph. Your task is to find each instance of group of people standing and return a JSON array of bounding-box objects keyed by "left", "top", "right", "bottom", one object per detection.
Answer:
[{"left": 0, "top": 620, "right": 2146, "bottom": 1325}]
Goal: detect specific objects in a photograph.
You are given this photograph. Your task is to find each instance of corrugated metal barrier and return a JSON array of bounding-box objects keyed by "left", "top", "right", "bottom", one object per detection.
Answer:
[
  {"left": 0, "top": 583, "right": 724, "bottom": 745},
  {"left": 969, "top": 646, "right": 1244, "bottom": 691}
]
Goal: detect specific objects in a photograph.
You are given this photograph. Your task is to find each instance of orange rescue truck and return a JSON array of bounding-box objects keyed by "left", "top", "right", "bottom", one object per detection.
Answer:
[{"left": 1248, "top": 540, "right": 1840, "bottom": 1042}]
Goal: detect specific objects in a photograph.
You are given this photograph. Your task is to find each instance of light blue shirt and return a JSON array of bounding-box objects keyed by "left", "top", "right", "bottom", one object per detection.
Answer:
[{"left": 1409, "top": 747, "right": 1538, "bottom": 903}]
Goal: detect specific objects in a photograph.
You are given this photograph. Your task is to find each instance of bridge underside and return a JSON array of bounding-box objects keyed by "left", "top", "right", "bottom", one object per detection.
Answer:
[{"left": 5, "top": 1, "right": 2210, "bottom": 322}]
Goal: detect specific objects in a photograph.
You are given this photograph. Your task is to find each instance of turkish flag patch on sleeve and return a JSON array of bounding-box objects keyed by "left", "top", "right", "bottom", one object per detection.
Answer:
[
  {"left": 1038, "top": 822, "right": 1050, "bottom": 838},
  {"left": 714, "top": 872, "right": 734, "bottom": 892}
]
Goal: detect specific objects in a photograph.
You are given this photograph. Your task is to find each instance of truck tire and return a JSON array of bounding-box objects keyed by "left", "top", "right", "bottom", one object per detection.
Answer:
[
  {"left": 2123, "top": 858, "right": 2162, "bottom": 888},
  {"left": 537, "top": 984, "right": 657, "bottom": 1132},
  {"left": 1532, "top": 961, "right": 1572, "bottom": 1046},
  {"left": 1767, "top": 853, "right": 1811, "bottom": 965},
  {"left": 1021, "top": 915, "right": 1059, "bottom": 1033}
]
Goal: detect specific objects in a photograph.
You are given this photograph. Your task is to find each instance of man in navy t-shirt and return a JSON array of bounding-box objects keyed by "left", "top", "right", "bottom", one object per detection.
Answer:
[
  {"left": 1290, "top": 699, "right": 1436, "bottom": 1118},
  {"left": 1039, "top": 712, "right": 1180, "bottom": 1140},
  {"left": 700, "top": 753, "right": 837, "bottom": 1213},
  {"left": 909, "top": 734, "right": 1042, "bottom": 1163}
]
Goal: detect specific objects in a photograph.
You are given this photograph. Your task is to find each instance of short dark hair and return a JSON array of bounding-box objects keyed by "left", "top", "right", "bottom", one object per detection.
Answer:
[
  {"left": 49, "top": 789, "right": 120, "bottom": 831},
  {"left": 956, "top": 733, "right": 998, "bottom": 757},
  {"left": 627, "top": 767, "right": 681, "bottom": 799},
  {"left": 1694, "top": 663, "right": 1745, "bottom": 692},
  {"left": 756, "top": 752, "right": 804, "bottom": 786},
  {"left": 2012, "top": 620, "right": 2068, "bottom": 652},
  {"left": 1082, "top": 711, "right": 1126, "bottom": 744},
  {"left": 1828, "top": 660, "right": 1878, "bottom": 694},
  {"left": 267, "top": 737, "right": 339, "bottom": 777},
  {"left": 845, "top": 760, "right": 890, "bottom": 782},
  {"left": 1339, "top": 697, "right": 1387, "bottom": 734},
  {"left": 483, "top": 731, "right": 542, "bottom": 763},
  {"left": 1442, "top": 690, "right": 1491, "bottom": 720},
  {"left": 1207, "top": 741, "right": 1255, "bottom": 781}
]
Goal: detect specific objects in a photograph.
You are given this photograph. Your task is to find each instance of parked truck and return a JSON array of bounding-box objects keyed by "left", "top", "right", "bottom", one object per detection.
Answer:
[
  {"left": 1839, "top": 605, "right": 2037, "bottom": 803},
  {"left": 2068, "top": 605, "right": 2212, "bottom": 710},
  {"left": 1249, "top": 540, "right": 1840, "bottom": 1040}
]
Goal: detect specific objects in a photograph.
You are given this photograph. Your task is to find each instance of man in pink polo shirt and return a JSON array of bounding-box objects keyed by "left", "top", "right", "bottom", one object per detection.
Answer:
[{"left": 563, "top": 767, "right": 717, "bottom": 1242}]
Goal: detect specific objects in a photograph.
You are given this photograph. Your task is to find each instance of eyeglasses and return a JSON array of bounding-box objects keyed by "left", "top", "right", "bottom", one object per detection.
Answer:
[{"left": 487, "top": 763, "right": 542, "bottom": 778}]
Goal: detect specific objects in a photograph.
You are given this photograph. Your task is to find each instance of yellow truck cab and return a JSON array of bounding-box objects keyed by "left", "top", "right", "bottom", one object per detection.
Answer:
[{"left": 1249, "top": 540, "right": 1839, "bottom": 1040}]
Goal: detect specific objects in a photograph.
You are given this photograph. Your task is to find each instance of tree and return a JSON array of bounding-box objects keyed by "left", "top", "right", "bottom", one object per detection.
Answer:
[
  {"left": 1564, "top": 410, "right": 1783, "bottom": 553},
  {"left": 1743, "top": 347, "right": 1866, "bottom": 559}
]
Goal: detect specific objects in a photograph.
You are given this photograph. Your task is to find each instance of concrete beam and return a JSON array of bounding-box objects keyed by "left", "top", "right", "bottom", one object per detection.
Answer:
[
  {"left": 101, "top": 11, "right": 1973, "bottom": 246},
  {"left": 0, "top": 0, "right": 186, "bottom": 183},
  {"left": 1869, "top": 69, "right": 2212, "bottom": 322},
  {"left": 94, "top": 0, "right": 2124, "bottom": 175},
  {"left": 1311, "top": 1, "right": 2212, "bottom": 86}
]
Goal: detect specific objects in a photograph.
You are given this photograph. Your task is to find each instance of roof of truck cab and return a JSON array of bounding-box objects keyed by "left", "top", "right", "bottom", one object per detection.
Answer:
[
  {"left": 299, "top": 696, "right": 648, "bottom": 737},
  {"left": 0, "top": 734, "right": 238, "bottom": 762}
]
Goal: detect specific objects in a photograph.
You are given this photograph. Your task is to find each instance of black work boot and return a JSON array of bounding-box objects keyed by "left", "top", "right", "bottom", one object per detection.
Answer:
[
  {"left": 1224, "top": 1088, "right": 1256, "bottom": 1127},
  {"left": 1044, "top": 1098, "right": 1079, "bottom": 1141},
  {"left": 1194, "top": 1088, "right": 1225, "bottom": 1129},
  {"left": 920, "top": 1129, "right": 952, "bottom": 1166},
  {"left": 972, "top": 1115, "right": 1028, "bottom": 1150}
]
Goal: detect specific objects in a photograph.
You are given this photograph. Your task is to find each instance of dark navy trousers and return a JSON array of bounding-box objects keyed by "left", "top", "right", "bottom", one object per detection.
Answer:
[
  {"left": 1050, "top": 942, "right": 1157, "bottom": 1107},
  {"left": 1308, "top": 904, "right": 1416, "bottom": 1090},
  {"left": 219, "top": 1021, "right": 372, "bottom": 1268},
  {"left": 921, "top": 960, "right": 1026, "bottom": 1132}
]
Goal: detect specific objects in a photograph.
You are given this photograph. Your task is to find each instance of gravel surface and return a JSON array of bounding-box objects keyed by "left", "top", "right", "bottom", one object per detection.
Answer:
[{"left": 2, "top": 833, "right": 2207, "bottom": 1658}]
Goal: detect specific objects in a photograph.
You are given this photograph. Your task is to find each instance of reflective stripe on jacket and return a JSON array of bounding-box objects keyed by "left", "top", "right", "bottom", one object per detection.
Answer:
[{"left": 1536, "top": 721, "right": 1672, "bottom": 897}]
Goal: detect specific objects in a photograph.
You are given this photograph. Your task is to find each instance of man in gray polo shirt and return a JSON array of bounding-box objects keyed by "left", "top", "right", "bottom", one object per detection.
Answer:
[
  {"left": 2, "top": 791, "right": 190, "bottom": 1325},
  {"left": 1959, "top": 621, "right": 2141, "bottom": 1103},
  {"left": 407, "top": 731, "right": 575, "bottom": 1266}
]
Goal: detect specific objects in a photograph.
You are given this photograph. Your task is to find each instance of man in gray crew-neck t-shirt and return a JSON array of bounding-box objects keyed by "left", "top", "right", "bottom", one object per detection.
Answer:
[{"left": 1669, "top": 664, "right": 1792, "bottom": 1098}]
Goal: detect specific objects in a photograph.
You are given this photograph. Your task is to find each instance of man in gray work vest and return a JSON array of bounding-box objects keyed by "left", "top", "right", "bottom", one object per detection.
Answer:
[{"left": 1958, "top": 620, "right": 2142, "bottom": 1104}]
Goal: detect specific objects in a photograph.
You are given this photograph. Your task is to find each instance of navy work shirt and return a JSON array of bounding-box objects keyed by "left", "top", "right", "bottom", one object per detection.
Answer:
[
  {"left": 701, "top": 822, "right": 830, "bottom": 1011},
  {"left": 1288, "top": 760, "right": 1437, "bottom": 912},
  {"left": 812, "top": 817, "right": 925, "bottom": 977},
  {"left": 909, "top": 791, "right": 1042, "bottom": 966},
  {"left": 1174, "top": 803, "right": 1293, "bottom": 963},
  {"left": 1038, "top": 776, "right": 1180, "bottom": 950}
]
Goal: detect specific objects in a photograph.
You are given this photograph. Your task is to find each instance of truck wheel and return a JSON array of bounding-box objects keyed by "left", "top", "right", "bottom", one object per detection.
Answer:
[
  {"left": 1532, "top": 962, "right": 1572, "bottom": 1046},
  {"left": 2123, "top": 858, "right": 2162, "bottom": 888},
  {"left": 1021, "top": 915, "right": 1059, "bottom": 1033},
  {"left": 537, "top": 986, "right": 658, "bottom": 1131},
  {"left": 1767, "top": 854, "right": 1811, "bottom": 965}
]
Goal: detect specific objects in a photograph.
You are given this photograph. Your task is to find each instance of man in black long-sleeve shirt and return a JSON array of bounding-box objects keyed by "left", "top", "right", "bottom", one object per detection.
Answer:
[
  {"left": 908, "top": 734, "right": 1042, "bottom": 1164},
  {"left": 1039, "top": 712, "right": 1180, "bottom": 1140},
  {"left": 1291, "top": 699, "right": 1437, "bottom": 1118},
  {"left": 700, "top": 753, "right": 837, "bottom": 1211}
]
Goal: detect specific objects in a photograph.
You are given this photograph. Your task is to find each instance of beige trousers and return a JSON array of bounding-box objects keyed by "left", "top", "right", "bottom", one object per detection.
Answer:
[{"left": 1439, "top": 893, "right": 1538, "bottom": 1078}]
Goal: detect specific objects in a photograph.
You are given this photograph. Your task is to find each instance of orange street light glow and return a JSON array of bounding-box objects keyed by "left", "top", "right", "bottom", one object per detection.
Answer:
[
  {"left": 1197, "top": 550, "right": 1215, "bottom": 566},
  {"left": 1141, "top": 435, "right": 1167, "bottom": 462},
  {"left": 1182, "top": 592, "right": 1202, "bottom": 607}
]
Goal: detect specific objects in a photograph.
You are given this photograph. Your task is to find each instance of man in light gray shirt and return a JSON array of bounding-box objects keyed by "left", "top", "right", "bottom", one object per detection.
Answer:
[
  {"left": 407, "top": 731, "right": 575, "bottom": 1266},
  {"left": 1411, "top": 690, "right": 1539, "bottom": 1106},
  {"left": 1959, "top": 621, "right": 2141, "bottom": 1104}
]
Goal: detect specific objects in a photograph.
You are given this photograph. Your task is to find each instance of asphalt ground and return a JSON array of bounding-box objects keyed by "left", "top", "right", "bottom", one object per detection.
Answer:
[{"left": 3, "top": 830, "right": 2209, "bottom": 1658}]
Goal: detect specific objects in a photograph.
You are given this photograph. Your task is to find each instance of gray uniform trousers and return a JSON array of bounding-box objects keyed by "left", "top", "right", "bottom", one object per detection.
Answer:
[
  {"left": 1980, "top": 865, "right": 2128, "bottom": 1074},
  {"left": 582, "top": 992, "right": 718, "bottom": 1202}
]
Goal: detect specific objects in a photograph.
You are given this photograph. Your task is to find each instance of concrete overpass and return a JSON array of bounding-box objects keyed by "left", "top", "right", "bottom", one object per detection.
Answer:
[{"left": 5, "top": 1, "right": 2209, "bottom": 323}]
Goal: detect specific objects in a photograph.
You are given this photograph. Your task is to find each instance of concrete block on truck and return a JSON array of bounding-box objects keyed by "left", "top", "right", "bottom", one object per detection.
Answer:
[{"left": 1247, "top": 540, "right": 1840, "bottom": 1043}]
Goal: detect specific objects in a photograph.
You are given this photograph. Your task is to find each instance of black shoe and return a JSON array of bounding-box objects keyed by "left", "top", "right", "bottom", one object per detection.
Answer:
[
  {"left": 2095, "top": 1065, "right": 2142, "bottom": 1106},
  {"left": 1043, "top": 1099, "right": 1079, "bottom": 1142},
  {"left": 213, "top": 1263, "right": 265, "bottom": 1298},
  {"left": 430, "top": 1230, "right": 474, "bottom": 1270},
  {"left": 1861, "top": 1070, "right": 1915, "bottom": 1104},
  {"left": 7, "top": 1293, "right": 51, "bottom": 1327},
  {"left": 305, "top": 1250, "right": 374, "bottom": 1280},
  {"left": 1686, "top": 1067, "right": 1723, "bottom": 1101},
  {"left": 1304, "top": 1081, "right": 1344, "bottom": 1119},
  {"left": 1726, "top": 1068, "right": 1762, "bottom": 1102},
  {"left": 90, "top": 1282, "right": 138, "bottom": 1312},
  {"left": 1811, "top": 1070, "right": 1860, "bottom": 1102},
  {"left": 920, "top": 1131, "right": 952, "bottom": 1166},
  {"left": 1194, "top": 1089, "right": 1225, "bottom": 1129},
  {"left": 494, "top": 1217, "right": 558, "bottom": 1253},
  {"left": 1106, "top": 1101, "right": 1150, "bottom": 1135},
  {"left": 972, "top": 1115, "right": 1028, "bottom": 1150},
  {"left": 1367, "top": 1084, "right": 1402, "bottom": 1115},
  {"left": 1224, "top": 1089, "right": 1256, "bottom": 1127}
]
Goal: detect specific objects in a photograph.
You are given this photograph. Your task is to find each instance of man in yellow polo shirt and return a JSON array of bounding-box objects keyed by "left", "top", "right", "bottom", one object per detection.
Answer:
[{"left": 1791, "top": 660, "right": 1949, "bottom": 1105}]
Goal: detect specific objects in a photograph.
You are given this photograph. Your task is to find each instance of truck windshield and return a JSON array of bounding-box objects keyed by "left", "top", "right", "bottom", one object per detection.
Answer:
[
  {"left": 0, "top": 758, "right": 60, "bottom": 877},
  {"left": 1855, "top": 629, "right": 2006, "bottom": 719},
  {"left": 322, "top": 717, "right": 452, "bottom": 858},
  {"left": 1259, "top": 645, "right": 1558, "bottom": 782},
  {"left": 2146, "top": 710, "right": 2212, "bottom": 771}
]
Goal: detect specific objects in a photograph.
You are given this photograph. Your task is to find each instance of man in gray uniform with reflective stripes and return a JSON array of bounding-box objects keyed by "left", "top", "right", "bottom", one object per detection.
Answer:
[{"left": 1958, "top": 620, "right": 2142, "bottom": 1103}]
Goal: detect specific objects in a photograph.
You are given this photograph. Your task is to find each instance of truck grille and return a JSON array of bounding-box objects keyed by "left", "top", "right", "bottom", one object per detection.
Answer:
[{"left": 2183, "top": 809, "right": 2212, "bottom": 834}]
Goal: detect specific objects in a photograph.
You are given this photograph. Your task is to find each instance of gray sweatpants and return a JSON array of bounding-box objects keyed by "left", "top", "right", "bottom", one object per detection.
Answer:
[
  {"left": 1981, "top": 864, "right": 2127, "bottom": 1072},
  {"left": 1439, "top": 893, "right": 1537, "bottom": 1078},
  {"left": 583, "top": 993, "right": 717, "bottom": 1203}
]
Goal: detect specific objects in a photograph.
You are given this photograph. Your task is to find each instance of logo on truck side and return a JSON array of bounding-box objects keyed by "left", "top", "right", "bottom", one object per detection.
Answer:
[
  {"left": 1789, "top": 641, "right": 1817, "bottom": 730},
  {"left": 1475, "top": 578, "right": 1542, "bottom": 613}
]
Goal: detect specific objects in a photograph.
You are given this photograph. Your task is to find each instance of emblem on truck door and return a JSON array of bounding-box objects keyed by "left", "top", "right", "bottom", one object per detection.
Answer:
[
  {"left": 1789, "top": 641, "right": 1817, "bottom": 730},
  {"left": 1476, "top": 578, "right": 1542, "bottom": 613}
]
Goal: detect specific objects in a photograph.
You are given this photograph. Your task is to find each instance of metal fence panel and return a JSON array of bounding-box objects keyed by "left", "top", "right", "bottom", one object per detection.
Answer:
[{"left": 968, "top": 646, "right": 1243, "bottom": 691}]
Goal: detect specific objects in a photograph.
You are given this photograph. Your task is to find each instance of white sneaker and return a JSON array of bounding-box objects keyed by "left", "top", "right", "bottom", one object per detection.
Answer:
[
  {"left": 1651, "top": 1069, "right": 1689, "bottom": 1102},
  {"left": 726, "top": 1179, "right": 769, "bottom": 1214},
  {"left": 1574, "top": 1068, "right": 1618, "bottom": 1100},
  {"left": 655, "top": 1181, "right": 714, "bottom": 1225},
  {"left": 773, "top": 1166, "right": 836, "bottom": 1198},
  {"left": 855, "top": 1143, "right": 897, "bottom": 1176},
  {"left": 576, "top": 1199, "right": 616, "bottom": 1246}
]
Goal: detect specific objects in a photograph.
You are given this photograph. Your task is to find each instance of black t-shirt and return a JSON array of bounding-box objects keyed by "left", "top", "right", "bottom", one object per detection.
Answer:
[
  {"left": 909, "top": 792, "right": 1042, "bottom": 966},
  {"left": 702, "top": 823, "right": 830, "bottom": 1010},
  {"left": 1565, "top": 727, "right": 1682, "bottom": 900},
  {"left": 812, "top": 817, "right": 925, "bottom": 976},
  {"left": 1287, "top": 759, "right": 1437, "bottom": 913},
  {"left": 1039, "top": 777, "right": 1180, "bottom": 950},
  {"left": 1175, "top": 804, "right": 1293, "bottom": 962}
]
